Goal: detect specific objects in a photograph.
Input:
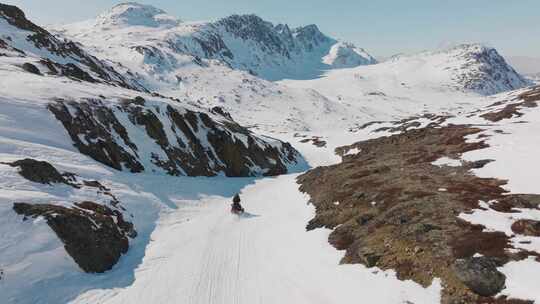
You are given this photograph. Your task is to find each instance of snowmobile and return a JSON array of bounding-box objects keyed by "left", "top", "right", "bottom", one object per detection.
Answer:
[{"left": 230, "top": 193, "right": 245, "bottom": 215}]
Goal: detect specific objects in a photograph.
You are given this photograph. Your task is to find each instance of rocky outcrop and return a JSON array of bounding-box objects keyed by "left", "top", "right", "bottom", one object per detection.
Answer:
[
  {"left": 298, "top": 123, "right": 540, "bottom": 303},
  {"left": 454, "top": 257, "right": 506, "bottom": 297},
  {"left": 13, "top": 201, "right": 135, "bottom": 273},
  {"left": 5, "top": 158, "right": 69, "bottom": 184},
  {"left": 511, "top": 220, "right": 540, "bottom": 237},
  {"left": 48, "top": 98, "right": 144, "bottom": 173},
  {"left": 21, "top": 62, "right": 40, "bottom": 75},
  {"left": 48, "top": 97, "right": 302, "bottom": 177},
  {"left": 481, "top": 86, "right": 540, "bottom": 122}
]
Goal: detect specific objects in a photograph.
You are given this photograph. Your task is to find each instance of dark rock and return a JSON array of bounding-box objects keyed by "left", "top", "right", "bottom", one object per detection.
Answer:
[
  {"left": 21, "top": 62, "right": 41, "bottom": 75},
  {"left": 468, "top": 159, "right": 494, "bottom": 169},
  {"left": 358, "top": 249, "right": 382, "bottom": 267},
  {"left": 6, "top": 158, "right": 67, "bottom": 184},
  {"left": 210, "top": 106, "right": 234, "bottom": 120},
  {"left": 0, "top": 4, "right": 45, "bottom": 33},
  {"left": 454, "top": 257, "right": 506, "bottom": 297},
  {"left": 13, "top": 201, "right": 135, "bottom": 273},
  {"left": 355, "top": 213, "right": 374, "bottom": 225},
  {"left": 511, "top": 219, "right": 540, "bottom": 237},
  {"left": 415, "top": 222, "right": 441, "bottom": 233},
  {"left": 63, "top": 63, "right": 96, "bottom": 82}
]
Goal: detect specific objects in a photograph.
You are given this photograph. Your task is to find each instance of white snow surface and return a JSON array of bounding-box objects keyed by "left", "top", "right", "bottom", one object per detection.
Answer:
[{"left": 70, "top": 174, "right": 441, "bottom": 304}]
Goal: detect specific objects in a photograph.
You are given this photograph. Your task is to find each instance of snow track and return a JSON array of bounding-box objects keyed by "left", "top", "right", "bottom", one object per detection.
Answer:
[{"left": 71, "top": 174, "right": 440, "bottom": 304}]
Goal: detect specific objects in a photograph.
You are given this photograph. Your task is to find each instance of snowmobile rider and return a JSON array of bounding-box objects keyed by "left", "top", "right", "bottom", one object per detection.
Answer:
[{"left": 231, "top": 193, "right": 244, "bottom": 213}]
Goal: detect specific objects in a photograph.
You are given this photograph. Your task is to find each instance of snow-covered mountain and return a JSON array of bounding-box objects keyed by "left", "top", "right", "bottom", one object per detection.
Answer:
[
  {"left": 283, "top": 43, "right": 531, "bottom": 105},
  {"left": 0, "top": 2, "right": 302, "bottom": 178},
  {"left": 435, "top": 44, "right": 531, "bottom": 95},
  {"left": 95, "top": 2, "right": 181, "bottom": 28},
  {"left": 2, "top": 2, "right": 539, "bottom": 304},
  {"left": 53, "top": 2, "right": 376, "bottom": 82}
]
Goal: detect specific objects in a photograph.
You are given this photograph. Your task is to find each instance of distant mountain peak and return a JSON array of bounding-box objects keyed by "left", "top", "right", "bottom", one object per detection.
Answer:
[
  {"left": 0, "top": 3, "right": 47, "bottom": 33},
  {"left": 95, "top": 2, "right": 180, "bottom": 28},
  {"left": 56, "top": 6, "right": 377, "bottom": 81},
  {"left": 322, "top": 41, "right": 377, "bottom": 68}
]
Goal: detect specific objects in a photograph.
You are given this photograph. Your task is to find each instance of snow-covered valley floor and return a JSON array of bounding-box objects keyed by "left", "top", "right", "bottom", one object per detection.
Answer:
[{"left": 70, "top": 173, "right": 440, "bottom": 304}]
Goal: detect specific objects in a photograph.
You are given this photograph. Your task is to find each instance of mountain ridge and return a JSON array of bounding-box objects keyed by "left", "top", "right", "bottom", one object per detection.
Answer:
[{"left": 53, "top": 3, "right": 377, "bottom": 81}]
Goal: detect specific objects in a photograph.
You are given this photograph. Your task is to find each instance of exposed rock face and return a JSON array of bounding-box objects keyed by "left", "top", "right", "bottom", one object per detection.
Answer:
[
  {"left": 48, "top": 99, "right": 144, "bottom": 173},
  {"left": 5, "top": 158, "right": 68, "bottom": 184},
  {"left": 0, "top": 3, "right": 145, "bottom": 90},
  {"left": 298, "top": 123, "right": 540, "bottom": 303},
  {"left": 13, "top": 201, "right": 135, "bottom": 273},
  {"left": 454, "top": 257, "right": 506, "bottom": 297},
  {"left": 21, "top": 62, "right": 40, "bottom": 75},
  {"left": 48, "top": 97, "right": 302, "bottom": 177}
]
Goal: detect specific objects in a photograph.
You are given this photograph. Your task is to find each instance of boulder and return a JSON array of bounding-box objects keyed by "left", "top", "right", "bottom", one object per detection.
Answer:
[
  {"left": 13, "top": 201, "right": 135, "bottom": 273},
  {"left": 511, "top": 219, "right": 540, "bottom": 237},
  {"left": 454, "top": 257, "right": 506, "bottom": 297},
  {"left": 6, "top": 158, "right": 67, "bottom": 184},
  {"left": 21, "top": 62, "right": 41, "bottom": 75}
]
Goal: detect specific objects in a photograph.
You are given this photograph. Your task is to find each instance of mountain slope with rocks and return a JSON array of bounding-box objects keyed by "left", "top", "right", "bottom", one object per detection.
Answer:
[
  {"left": 0, "top": 3, "right": 146, "bottom": 90},
  {"left": 53, "top": 2, "right": 376, "bottom": 82},
  {"left": 298, "top": 85, "right": 540, "bottom": 303},
  {"left": 1, "top": 2, "right": 539, "bottom": 304}
]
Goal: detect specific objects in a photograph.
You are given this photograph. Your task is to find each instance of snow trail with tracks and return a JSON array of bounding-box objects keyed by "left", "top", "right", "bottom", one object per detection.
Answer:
[{"left": 71, "top": 174, "right": 440, "bottom": 304}]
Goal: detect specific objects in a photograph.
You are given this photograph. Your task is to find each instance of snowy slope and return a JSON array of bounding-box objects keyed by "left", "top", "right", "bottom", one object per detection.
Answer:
[
  {"left": 0, "top": 3, "right": 145, "bottom": 91},
  {"left": 283, "top": 44, "right": 530, "bottom": 101}
]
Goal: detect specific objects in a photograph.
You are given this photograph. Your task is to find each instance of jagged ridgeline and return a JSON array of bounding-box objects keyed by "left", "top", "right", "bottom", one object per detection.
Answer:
[{"left": 53, "top": 2, "right": 377, "bottom": 82}]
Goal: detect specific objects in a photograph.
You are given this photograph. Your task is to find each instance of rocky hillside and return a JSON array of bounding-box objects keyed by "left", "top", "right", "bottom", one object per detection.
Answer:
[
  {"left": 0, "top": 2, "right": 303, "bottom": 178},
  {"left": 53, "top": 2, "right": 376, "bottom": 82},
  {"left": 0, "top": 3, "right": 145, "bottom": 90},
  {"left": 384, "top": 44, "right": 530, "bottom": 95},
  {"left": 435, "top": 44, "right": 531, "bottom": 95},
  {"left": 298, "top": 85, "right": 540, "bottom": 303},
  {"left": 48, "top": 96, "right": 301, "bottom": 177}
]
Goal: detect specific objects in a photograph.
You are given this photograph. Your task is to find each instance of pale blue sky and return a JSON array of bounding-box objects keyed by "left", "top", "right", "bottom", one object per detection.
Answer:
[{"left": 4, "top": 0, "right": 540, "bottom": 58}]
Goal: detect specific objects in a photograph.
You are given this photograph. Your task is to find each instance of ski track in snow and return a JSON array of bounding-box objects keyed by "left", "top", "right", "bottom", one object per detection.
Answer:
[{"left": 71, "top": 174, "right": 440, "bottom": 304}]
